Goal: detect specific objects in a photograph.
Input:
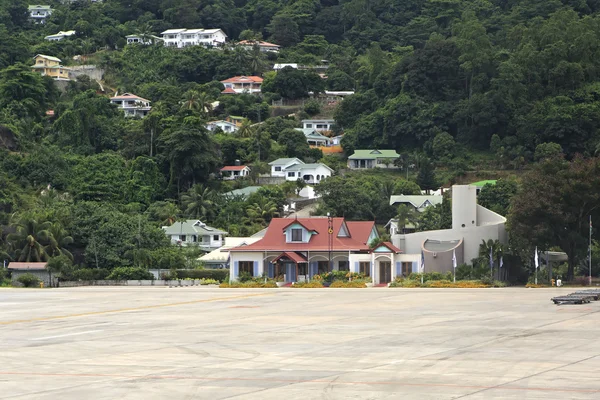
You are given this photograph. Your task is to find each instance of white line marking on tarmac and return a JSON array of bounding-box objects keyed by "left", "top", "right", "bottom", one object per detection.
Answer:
[{"left": 30, "top": 330, "right": 104, "bottom": 341}]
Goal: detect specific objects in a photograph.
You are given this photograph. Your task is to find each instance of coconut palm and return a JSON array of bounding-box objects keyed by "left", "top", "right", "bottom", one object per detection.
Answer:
[
  {"left": 246, "top": 198, "right": 279, "bottom": 225},
  {"left": 181, "top": 184, "right": 214, "bottom": 220},
  {"left": 395, "top": 204, "right": 419, "bottom": 233},
  {"left": 7, "top": 217, "right": 52, "bottom": 262},
  {"left": 249, "top": 44, "right": 267, "bottom": 75},
  {"left": 181, "top": 90, "right": 213, "bottom": 117},
  {"left": 237, "top": 119, "right": 256, "bottom": 138},
  {"left": 45, "top": 222, "right": 74, "bottom": 260}
]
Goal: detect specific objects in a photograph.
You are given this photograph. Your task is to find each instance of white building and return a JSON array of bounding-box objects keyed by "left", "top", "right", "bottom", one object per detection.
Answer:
[
  {"left": 302, "top": 119, "right": 335, "bottom": 132},
  {"left": 125, "top": 34, "right": 163, "bottom": 45},
  {"left": 28, "top": 5, "right": 52, "bottom": 23},
  {"left": 389, "top": 195, "right": 443, "bottom": 211},
  {"left": 220, "top": 165, "right": 251, "bottom": 180},
  {"left": 199, "top": 237, "right": 261, "bottom": 269},
  {"left": 161, "top": 28, "right": 227, "bottom": 48},
  {"left": 273, "top": 63, "right": 299, "bottom": 70},
  {"left": 347, "top": 149, "right": 400, "bottom": 169},
  {"left": 268, "top": 158, "right": 304, "bottom": 177},
  {"left": 220, "top": 76, "right": 263, "bottom": 94},
  {"left": 162, "top": 220, "right": 227, "bottom": 251},
  {"left": 110, "top": 93, "right": 151, "bottom": 118},
  {"left": 295, "top": 128, "right": 331, "bottom": 147},
  {"left": 283, "top": 163, "right": 333, "bottom": 184},
  {"left": 391, "top": 185, "right": 507, "bottom": 274},
  {"left": 45, "top": 30, "right": 76, "bottom": 41},
  {"left": 206, "top": 120, "right": 239, "bottom": 133}
]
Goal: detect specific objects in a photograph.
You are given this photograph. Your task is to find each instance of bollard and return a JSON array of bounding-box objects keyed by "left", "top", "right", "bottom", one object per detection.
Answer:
[{"left": 40, "top": 282, "right": 44, "bottom": 288}]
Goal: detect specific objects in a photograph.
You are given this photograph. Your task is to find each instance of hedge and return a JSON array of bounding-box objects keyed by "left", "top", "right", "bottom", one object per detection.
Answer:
[
  {"left": 168, "top": 269, "right": 228, "bottom": 282},
  {"left": 106, "top": 267, "right": 154, "bottom": 280}
]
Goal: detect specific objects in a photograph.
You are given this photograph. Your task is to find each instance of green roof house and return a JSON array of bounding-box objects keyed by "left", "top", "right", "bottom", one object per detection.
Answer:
[
  {"left": 294, "top": 128, "right": 331, "bottom": 147},
  {"left": 162, "top": 220, "right": 228, "bottom": 250},
  {"left": 347, "top": 149, "right": 400, "bottom": 169}
]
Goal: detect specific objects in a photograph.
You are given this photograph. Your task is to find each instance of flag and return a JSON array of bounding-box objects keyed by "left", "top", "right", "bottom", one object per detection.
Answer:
[
  {"left": 499, "top": 256, "right": 504, "bottom": 268},
  {"left": 452, "top": 249, "right": 457, "bottom": 269},
  {"left": 489, "top": 247, "right": 494, "bottom": 268},
  {"left": 534, "top": 246, "right": 539, "bottom": 269},
  {"left": 420, "top": 251, "right": 425, "bottom": 272}
]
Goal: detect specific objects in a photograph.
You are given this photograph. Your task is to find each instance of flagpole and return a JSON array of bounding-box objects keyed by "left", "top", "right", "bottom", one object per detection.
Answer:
[{"left": 589, "top": 215, "right": 592, "bottom": 287}]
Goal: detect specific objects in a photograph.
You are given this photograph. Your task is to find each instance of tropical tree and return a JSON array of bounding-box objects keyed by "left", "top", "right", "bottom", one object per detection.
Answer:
[
  {"left": 246, "top": 197, "right": 279, "bottom": 225},
  {"left": 181, "top": 184, "right": 214, "bottom": 220},
  {"left": 395, "top": 205, "right": 419, "bottom": 233},
  {"left": 7, "top": 216, "right": 52, "bottom": 262},
  {"left": 181, "top": 90, "right": 212, "bottom": 117},
  {"left": 45, "top": 222, "right": 74, "bottom": 260}
]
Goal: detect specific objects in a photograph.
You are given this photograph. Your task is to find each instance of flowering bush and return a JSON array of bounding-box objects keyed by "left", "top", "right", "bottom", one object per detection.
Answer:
[
  {"left": 220, "top": 281, "right": 277, "bottom": 288},
  {"left": 329, "top": 280, "right": 368, "bottom": 288},
  {"left": 291, "top": 281, "right": 324, "bottom": 288}
]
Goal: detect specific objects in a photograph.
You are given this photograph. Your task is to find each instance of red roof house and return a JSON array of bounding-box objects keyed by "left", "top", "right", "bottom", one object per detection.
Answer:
[
  {"left": 220, "top": 76, "right": 263, "bottom": 94},
  {"left": 220, "top": 165, "right": 250, "bottom": 180},
  {"left": 228, "top": 217, "right": 404, "bottom": 284}
]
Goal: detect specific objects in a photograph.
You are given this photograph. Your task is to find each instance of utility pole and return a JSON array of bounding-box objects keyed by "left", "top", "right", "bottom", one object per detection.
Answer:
[
  {"left": 327, "top": 213, "right": 333, "bottom": 272},
  {"left": 590, "top": 215, "right": 593, "bottom": 286}
]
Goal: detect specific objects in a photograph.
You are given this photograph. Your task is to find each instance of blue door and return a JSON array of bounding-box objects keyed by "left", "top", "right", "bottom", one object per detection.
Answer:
[{"left": 285, "top": 263, "right": 296, "bottom": 282}]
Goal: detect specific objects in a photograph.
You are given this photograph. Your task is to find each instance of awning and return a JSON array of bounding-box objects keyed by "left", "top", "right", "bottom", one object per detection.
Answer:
[{"left": 272, "top": 252, "right": 307, "bottom": 264}]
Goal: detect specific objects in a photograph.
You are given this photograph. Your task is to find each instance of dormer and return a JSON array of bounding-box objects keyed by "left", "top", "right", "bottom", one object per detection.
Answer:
[
  {"left": 193, "top": 220, "right": 206, "bottom": 227},
  {"left": 283, "top": 221, "right": 317, "bottom": 243},
  {"left": 370, "top": 150, "right": 382, "bottom": 155},
  {"left": 337, "top": 220, "right": 351, "bottom": 238}
]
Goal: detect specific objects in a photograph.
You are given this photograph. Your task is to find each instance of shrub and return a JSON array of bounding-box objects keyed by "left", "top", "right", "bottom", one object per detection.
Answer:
[
  {"left": 220, "top": 281, "right": 277, "bottom": 288},
  {"left": 70, "top": 268, "right": 110, "bottom": 281},
  {"left": 163, "top": 269, "right": 228, "bottom": 282},
  {"left": 106, "top": 267, "right": 154, "bottom": 280},
  {"left": 17, "top": 273, "right": 41, "bottom": 288},
  {"left": 292, "top": 281, "right": 324, "bottom": 288},
  {"left": 329, "top": 280, "right": 367, "bottom": 288},
  {"left": 322, "top": 270, "right": 350, "bottom": 282},
  {"left": 407, "top": 272, "right": 452, "bottom": 282},
  {"left": 199, "top": 278, "right": 219, "bottom": 285},
  {"left": 303, "top": 100, "right": 321, "bottom": 116}
]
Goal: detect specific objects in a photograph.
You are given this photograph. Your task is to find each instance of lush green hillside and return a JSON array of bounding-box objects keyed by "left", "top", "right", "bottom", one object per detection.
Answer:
[{"left": 2, "top": 0, "right": 600, "bottom": 282}]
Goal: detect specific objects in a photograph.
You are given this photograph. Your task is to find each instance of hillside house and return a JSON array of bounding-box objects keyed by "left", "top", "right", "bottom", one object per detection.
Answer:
[
  {"left": 28, "top": 5, "right": 52, "bottom": 23},
  {"left": 161, "top": 28, "right": 227, "bottom": 48},
  {"left": 162, "top": 220, "right": 227, "bottom": 251},
  {"left": 45, "top": 30, "right": 76, "bottom": 41},
  {"left": 228, "top": 217, "right": 406, "bottom": 284},
  {"left": 220, "top": 76, "right": 263, "bottom": 94},
  {"left": 126, "top": 34, "right": 163, "bottom": 45},
  {"left": 347, "top": 149, "right": 400, "bottom": 169},
  {"left": 220, "top": 165, "right": 250, "bottom": 180},
  {"left": 294, "top": 128, "right": 331, "bottom": 147},
  {"left": 31, "top": 55, "right": 70, "bottom": 80},
  {"left": 110, "top": 93, "right": 151, "bottom": 118},
  {"left": 238, "top": 40, "right": 280, "bottom": 52},
  {"left": 268, "top": 158, "right": 304, "bottom": 177},
  {"left": 206, "top": 120, "right": 239, "bottom": 133},
  {"left": 283, "top": 163, "right": 333, "bottom": 184},
  {"left": 302, "top": 119, "right": 335, "bottom": 132}
]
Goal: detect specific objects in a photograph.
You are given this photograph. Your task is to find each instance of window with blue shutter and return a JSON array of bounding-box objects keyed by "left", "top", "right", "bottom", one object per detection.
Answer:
[{"left": 253, "top": 261, "right": 259, "bottom": 277}]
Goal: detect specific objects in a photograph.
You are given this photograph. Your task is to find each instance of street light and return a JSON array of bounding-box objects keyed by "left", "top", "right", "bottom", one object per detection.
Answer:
[{"left": 327, "top": 212, "right": 333, "bottom": 272}]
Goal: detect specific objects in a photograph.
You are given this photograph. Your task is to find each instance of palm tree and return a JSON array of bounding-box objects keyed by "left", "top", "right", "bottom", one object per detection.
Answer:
[
  {"left": 152, "top": 201, "right": 181, "bottom": 226},
  {"left": 45, "top": 223, "right": 74, "bottom": 261},
  {"left": 237, "top": 119, "right": 256, "bottom": 138},
  {"left": 246, "top": 198, "right": 279, "bottom": 225},
  {"left": 249, "top": 44, "right": 267, "bottom": 75},
  {"left": 231, "top": 46, "right": 250, "bottom": 68},
  {"left": 395, "top": 205, "right": 419, "bottom": 233},
  {"left": 181, "top": 91, "right": 213, "bottom": 117},
  {"left": 7, "top": 216, "right": 52, "bottom": 262},
  {"left": 181, "top": 185, "right": 214, "bottom": 220}
]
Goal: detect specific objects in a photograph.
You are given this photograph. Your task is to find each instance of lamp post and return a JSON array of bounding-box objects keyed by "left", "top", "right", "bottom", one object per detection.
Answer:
[{"left": 327, "top": 212, "right": 333, "bottom": 273}]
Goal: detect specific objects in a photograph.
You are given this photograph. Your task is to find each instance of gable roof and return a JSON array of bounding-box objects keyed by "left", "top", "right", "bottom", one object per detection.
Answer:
[
  {"left": 221, "top": 87, "right": 237, "bottom": 94},
  {"left": 284, "top": 163, "right": 333, "bottom": 172},
  {"left": 33, "top": 54, "right": 61, "bottom": 62},
  {"left": 207, "top": 120, "right": 237, "bottom": 126},
  {"left": 221, "top": 76, "right": 263, "bottom": 84},
  {"left": 372, "top": 242, "right": 402, "bottom": 254},
  {"left": 268, "top": 158, "right": 304, "bottom": 166},
  {"left": 8, "top": 262, "right": 48, "bottom": 270},
  {"left": 162, "top": 220, "right": 227, "bottom": 236},
  {"left": 229, "top": 217, "right": 376, "bottom": 252},
  {"left": 220, "top": 165, "right": 249, "bottom": 172},
  {"left": 223, "top": 186, "right": 261, "bottom": 198},
  {"left": 199, "top": 237, "right": 261, "bottom": 263},
  {"left": 470, "top": 180, "right": 497, "bottom": 187},
  {"left": 111, "top": 93, "right": 150, "bottom": 102},
  {"left": 348, "top": 149, "right": 400, "bottom": 160},
  {"left": 294, "top": 128, "right": 331, "bottom": 141},
  {"left": 29, "top": 5, "right": 51, "bottom": 10},
  {"left": 389, "top": 195, "right": 443, "bottom": 208},
  {"left": 302, "top": 119, "right": 335, "bottom": 123}
]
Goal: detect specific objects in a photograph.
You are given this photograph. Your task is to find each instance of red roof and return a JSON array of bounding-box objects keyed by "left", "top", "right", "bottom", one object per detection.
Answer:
[
  {"left": 220, "top": 165, "right": 248, "bottom": 172},
  {"left": 8, "top": 262, "right": 48, "bottom": 270},
  {"left": 221, "top": 87, "right": 237, "bottom": 94},
  {"left": 272, "top": 252, "right": 307, "bottom": 264},
  {"left": 229, "top": 218, "right": 376, "bottom": 252},
  {"left": 238, "top": 40, "right": 280, "bottom": 48},
  {"left": 111, "top": 93, "right": 150, "bottom": 102},
  {"left": 221, "top": 76, "right": 263, "bottom": 84},
  {"left": 372, "top": 242, "right": 402, "bottom": 254}
]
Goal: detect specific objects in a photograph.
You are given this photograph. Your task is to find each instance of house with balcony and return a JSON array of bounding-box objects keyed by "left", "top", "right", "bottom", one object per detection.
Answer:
[
  {"left": 31, "top": 55, "right": 70, "bottom": 80},
  {"left": 302, "top": 119, "right": 335, "bottom": 132},
  {"left": 29, "top": 5, "right": 52, "bottom": 23},
  {"left": 45, "top": 30, "right": 76, "bottom": 41},
  {"left": 237, "top": 40, "right": 280, "bottom": 52},
  {"left": 347, "top": 149, "right": 400, "bottom": 169},
  {"left": 206, "top": 120, "right": 239, "bottom": 133},
  {"left": 162, "top": 220, "right": 227, "bottom": 250},
  {"left": 228, "top": 217, "right": 406, "bottom": 284},
  {"left": 268, "top": 158, "right": 304, "bottom": 177},
  {"left": 110, "top": 93, "right": 151, "bottom": 118},
  {"left": 220, "top": 165, "right": 250, "bottom": 180},
  {"left": 220, "top": 76, "right": 263, "bottom": 94},
  {"left": 161, "top": 28, "right": 227, "bottom": 48},
  {"left": 283, "top": 163, "right": 332, "bottom": 184},
  {"left": 125, "top": 34, "right": 163, "bottom": 45},
  {"left": 295, "top": 128, "right": 331, "bottom": 147}
]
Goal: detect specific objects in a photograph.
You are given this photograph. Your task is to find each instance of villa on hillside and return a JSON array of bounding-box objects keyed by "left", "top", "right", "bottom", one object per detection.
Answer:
[
  {"left": 237, "top": 40, "right": 280, "bottom": 53},
  {"left": 30, "top": 55, "right": 70, "bottom": 80},
  {"left": 347, "top": 149, "right": 400, "bottom": 169},
  {"left": 294, "top": 128, "right": 331, "bottom": 147},
  {"left": 302, "top": 119, "right": 335, "bottom": 132},
  {"left": 220, "top": 76, "right": 263, "bottom": 94},
  {"left": 45, "top": 30, "right": 76, "bottom": 41},
  {"left": 162, "top": 220, "right": 227, "bottom": 251},
  {"left": 126, "top": 34, "right": 163, "bottom": 45},
  {"left": 161, "top": 28, "right": 227, "bottom": 48},
  {"left": 268, "top": 158, "right": 332, "bottom": 184},
  {"left": 229, "top": 217, "right": 409, "bottom": 284},
  {"left": 220, "top": 165, "right": 250, "bottom": 180},
  {"left": 29, "top": 5, "right": 52, "bottom": 23},
  {"left": 110, "top": 93, "right": 151, "bottom": 118}
]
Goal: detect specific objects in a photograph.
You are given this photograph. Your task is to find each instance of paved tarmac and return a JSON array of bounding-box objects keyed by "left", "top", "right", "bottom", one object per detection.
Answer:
[{"left": 1, "top": 287, "right": 600, "bottom": 399}]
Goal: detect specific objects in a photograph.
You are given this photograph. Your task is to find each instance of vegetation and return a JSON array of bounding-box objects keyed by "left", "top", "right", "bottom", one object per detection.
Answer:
[
  {"left": 16, "top": 273, "right": 41, "bottom": 288},
  {"left": 1, "top": 0, "right": 600, "bottom": 284}
]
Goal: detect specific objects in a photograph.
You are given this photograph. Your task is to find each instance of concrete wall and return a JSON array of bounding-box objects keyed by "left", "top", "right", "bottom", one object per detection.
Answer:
[
  {"left": 11, "top": 270, "right": 56, "bottom": 287},
  {"left": 68, "top": 65, "right": 105, "bottom": 81}
]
